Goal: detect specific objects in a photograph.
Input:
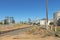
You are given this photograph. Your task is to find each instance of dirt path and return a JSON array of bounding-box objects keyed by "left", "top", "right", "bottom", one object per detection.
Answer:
[{"left": 0, "top": 33, "right": 60, "bottom": 40}]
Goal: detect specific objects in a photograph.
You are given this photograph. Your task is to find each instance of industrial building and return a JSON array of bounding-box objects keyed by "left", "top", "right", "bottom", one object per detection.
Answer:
[{"left": 40, "top": 18, "right": 53, "bottom": 26}]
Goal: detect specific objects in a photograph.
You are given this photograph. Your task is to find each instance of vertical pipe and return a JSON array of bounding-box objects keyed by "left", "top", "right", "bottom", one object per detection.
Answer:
[{"left": 46, "top": 0, "right": 48, "bottom": 30}]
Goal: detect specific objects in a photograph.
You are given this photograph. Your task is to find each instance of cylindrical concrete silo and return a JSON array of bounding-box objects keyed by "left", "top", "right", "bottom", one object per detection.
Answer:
[{"left": 53, "top": 11, "right": 60, "bottom": 26}]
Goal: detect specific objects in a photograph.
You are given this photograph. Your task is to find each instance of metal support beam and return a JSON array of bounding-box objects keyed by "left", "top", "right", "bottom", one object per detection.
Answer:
[{"left": 46, "top": 0, "right": 48, "bottom": 30}]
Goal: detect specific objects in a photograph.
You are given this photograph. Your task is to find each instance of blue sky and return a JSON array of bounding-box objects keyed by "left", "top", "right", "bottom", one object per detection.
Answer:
[{"left": 0, "top": 0, "right": 60, "bottom": 22}]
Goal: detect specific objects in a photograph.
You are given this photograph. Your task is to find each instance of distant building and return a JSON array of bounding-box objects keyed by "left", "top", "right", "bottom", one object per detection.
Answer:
[
  {"left": 0, "top": 16, "right": 15, "bottom": 24},
  {"left": 10, "top": 17, "right": 15, "bottom": 24},
  {"left": 53, "top": 11, "right": 60, "bottom": 26},
  {"left": 4, "top": 16, "right": 9, "bottom": 24},
  {"left": 40, "top": 19, "right": 46, "bottom": 26},
  {"left": 40, "top": 18, "right": 53, "bottom": 26}
]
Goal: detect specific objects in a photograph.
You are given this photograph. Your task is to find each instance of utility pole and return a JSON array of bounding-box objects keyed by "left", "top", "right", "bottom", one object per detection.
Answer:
[{"left": 46, "top": 0, "right": 49, "bottom": 30}]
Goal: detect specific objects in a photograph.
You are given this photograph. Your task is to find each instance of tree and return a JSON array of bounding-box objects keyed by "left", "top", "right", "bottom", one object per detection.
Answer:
[
  {"left": 0, "top": 22, "right": 2, "bottom": 24},
  {"left": 49, "top": 22, "right": 54, "bottom": 26}
]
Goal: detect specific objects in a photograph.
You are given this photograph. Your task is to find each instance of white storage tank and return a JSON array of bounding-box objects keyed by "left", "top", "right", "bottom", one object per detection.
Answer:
[{"left": 53, "top": 11, "right": 60, "bottom": 25}]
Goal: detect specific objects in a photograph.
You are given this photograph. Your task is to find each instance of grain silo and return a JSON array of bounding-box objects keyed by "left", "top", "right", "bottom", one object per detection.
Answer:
[{"left": 53, "top": 11, "right": 60, "bottom": 26}]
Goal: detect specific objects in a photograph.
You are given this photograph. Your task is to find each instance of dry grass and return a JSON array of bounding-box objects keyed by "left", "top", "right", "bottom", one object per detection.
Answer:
[
  {"left": 25, "top": 25, "right": 50, "bottom": 37},
  {"left": 25, "top": 25, "right": 60, "bottom": 38},
  {"left": 1, "top": 25, "right": 60, "bottom": 40},
  {"left": 0, "top": 24, "right": 30, "bottom": 31}
]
